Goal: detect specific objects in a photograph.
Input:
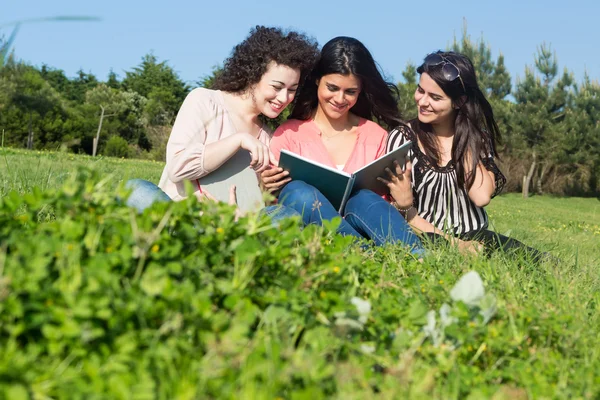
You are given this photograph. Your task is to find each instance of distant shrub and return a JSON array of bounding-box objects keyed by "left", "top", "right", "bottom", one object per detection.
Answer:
[{"left": 103, "top": 135, "right": 130, "bottom": 158}]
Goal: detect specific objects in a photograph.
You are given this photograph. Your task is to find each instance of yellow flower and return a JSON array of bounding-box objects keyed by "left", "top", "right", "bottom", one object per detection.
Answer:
[
  {"left": 216, "top": 227, "right": 225, "bottom": 234},
  {"left": 332, "top": 266, "right": 340, "bottom": 273},
  {"left": 151, "top": 244, "right": 159, "bottom": 253},
  {"left": 320, "top": 291, "right": 326, "bottom": 299}
]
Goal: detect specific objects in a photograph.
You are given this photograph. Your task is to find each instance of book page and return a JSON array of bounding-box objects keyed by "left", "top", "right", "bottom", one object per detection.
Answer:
[{"left": 352, "top": 141, "right": 412, "bottom": 195}]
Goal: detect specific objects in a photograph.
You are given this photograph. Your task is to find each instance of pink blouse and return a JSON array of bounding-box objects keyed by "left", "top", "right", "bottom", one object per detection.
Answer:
[{"left": 270, "top": 118, "right": 388, "bottom": 173}]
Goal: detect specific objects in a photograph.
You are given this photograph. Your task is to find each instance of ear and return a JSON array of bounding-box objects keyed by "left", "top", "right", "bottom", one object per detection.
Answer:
[{"left": 454, "top": 95, "right": 467, "bottom": 109}]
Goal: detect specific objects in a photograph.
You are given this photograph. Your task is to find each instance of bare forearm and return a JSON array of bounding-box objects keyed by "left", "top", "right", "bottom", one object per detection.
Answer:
[
  {"left": 202, "top": 134, "right": 243, "bottom": 174},
  {"left": 408, "top": 212, "right": 446, "bottom": 237}
]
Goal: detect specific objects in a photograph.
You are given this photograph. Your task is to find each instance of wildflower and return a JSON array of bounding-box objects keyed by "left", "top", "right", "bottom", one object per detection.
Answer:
[
  {"left": 450, "top": 271, "right": 484, "bottom": 307},
  {"left": 151, "top": 244, "right": 159, "bottom": 253},
  {"left": 360, "top": 344, "right": 376, "bottom": 354},
  {"left": 351, "top": 297, "right": 371, "bottom": 324},
  {"left": 216, "top": 227, "right": 224, "bottom": 234},
  {"left": 332, "top": 266, "right": 340, "bottom": 273},
  {"left": 311, "top": 199, "right": 322, "bottom": 211}
]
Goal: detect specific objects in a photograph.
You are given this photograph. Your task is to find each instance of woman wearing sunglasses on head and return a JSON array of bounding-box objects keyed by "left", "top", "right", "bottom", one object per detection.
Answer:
[
  {"left": 264, "top": 37, "right": 425, "bottom": 257},
  {"left": 383, "top": 51, "right": 546, "bottom": 260}
]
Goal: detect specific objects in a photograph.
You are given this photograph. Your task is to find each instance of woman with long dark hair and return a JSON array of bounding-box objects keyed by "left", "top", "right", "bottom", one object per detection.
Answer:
[
  {"left": 264, "top": 37, "right": 424, "bottom": 256},
  {"left": 383, "top": 51, "right": 545, "bottom": 259}
]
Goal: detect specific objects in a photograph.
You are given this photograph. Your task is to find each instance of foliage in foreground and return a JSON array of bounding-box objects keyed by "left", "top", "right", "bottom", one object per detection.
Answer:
[{"left": 0, "top": 170, "right": 599, "bottom": 399}]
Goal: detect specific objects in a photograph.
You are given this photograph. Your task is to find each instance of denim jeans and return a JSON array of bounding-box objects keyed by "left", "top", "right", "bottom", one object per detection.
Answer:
[
  {"left": 124, "top": 179, "right": 300, "bottom": 223},
  {"left": 278, "top": 180, "right": 425, "bottom": 256}
]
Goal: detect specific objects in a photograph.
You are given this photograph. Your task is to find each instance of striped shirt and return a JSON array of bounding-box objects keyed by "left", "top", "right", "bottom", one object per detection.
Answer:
[{"left": 386, "top": 125, "right": 506, "bottom": 235}]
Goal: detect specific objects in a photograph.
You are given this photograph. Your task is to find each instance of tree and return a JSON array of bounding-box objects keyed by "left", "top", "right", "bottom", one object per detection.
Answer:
[
  {"left": 83, "top": 84, "right": 147, "bottom": 155},
  {"left": 1, "top": 62, "right": 72, "bottom": 149},
  {"left": 396, "top": 63, "right": 418, "bottom": 120},
  {"left": 122, "top": 53, "right": 189, "bottom": 125},
  {"left": 197, "top": 65, "right": 222, "bottom": 89},
  {"left": 513, "top": 43, "right": 576, "bottom": 196},
  {"left": 449, "top": 23, "right": 512, "bottom": 101}
]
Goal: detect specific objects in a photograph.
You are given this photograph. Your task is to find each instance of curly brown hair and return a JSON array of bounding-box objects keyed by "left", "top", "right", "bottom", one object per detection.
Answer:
[{"left": 212, "top": 26, "right": 319, "bottom": 93}]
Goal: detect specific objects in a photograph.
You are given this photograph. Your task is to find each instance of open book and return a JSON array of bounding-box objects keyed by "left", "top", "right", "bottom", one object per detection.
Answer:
[
  {"left": 278, "top": 140, "right": 412, "bottom": 212},
  {"left": 197, "top": 149, "right": 265, "bottom": 213}
]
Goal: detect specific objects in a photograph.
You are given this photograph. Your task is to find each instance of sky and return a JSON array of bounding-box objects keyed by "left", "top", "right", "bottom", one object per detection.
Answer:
[{"left": 3, "top": 0, "right": 599, "bottom": 88}]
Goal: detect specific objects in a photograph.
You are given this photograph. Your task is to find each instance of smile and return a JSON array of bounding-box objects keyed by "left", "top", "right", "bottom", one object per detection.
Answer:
[
  {"left": 269, "top": 102, "right": 284, "bottom": 111},
  {"left": 329, "top": 102, "right": 348, "bottom": 112}
]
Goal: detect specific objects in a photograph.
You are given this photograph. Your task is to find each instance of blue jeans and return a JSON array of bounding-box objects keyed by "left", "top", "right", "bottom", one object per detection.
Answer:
[
  {"left": 124, "top": 179, "right": 300, "bottom": 223},
  {"left": 278, "top": 180, "right": 424, "bottom": 256}
]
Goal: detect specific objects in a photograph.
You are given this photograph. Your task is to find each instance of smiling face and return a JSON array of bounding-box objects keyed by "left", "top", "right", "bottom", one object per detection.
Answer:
[
  {"left": 251, "top": 61, "right": 301, "bottom": 118},
  {"left": 316, "top": 73, "right": 361, "bottom": 120},
  {"left": 414, "top": 72, "right": 457, "bottom": 127}
]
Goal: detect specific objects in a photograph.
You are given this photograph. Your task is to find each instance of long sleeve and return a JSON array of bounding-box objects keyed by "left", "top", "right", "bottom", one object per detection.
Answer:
[{"left": 165, "top": 89, "right": 214, "bottom": 182}]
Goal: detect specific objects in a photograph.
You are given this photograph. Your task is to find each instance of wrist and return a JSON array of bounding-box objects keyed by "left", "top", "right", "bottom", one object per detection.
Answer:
[{"left": 391, "top": 201, "right": 415, "bottom": 217}]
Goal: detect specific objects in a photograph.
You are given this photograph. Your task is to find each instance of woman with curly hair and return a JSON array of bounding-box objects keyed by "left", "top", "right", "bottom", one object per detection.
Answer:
[
  {"left": 263, "top": 37, "right": 425, "bottom": 256},
  {"left": 127, "top": 26, "right": 319, "bottom": 216}
]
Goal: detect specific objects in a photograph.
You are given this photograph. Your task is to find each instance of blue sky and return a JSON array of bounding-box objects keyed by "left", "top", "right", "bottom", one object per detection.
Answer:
[{"left": 3, "top": 0, "right": 599, "bottom": 88}]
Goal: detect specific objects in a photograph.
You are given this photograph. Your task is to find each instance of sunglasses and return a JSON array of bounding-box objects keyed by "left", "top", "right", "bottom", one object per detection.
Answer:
[{"left": 423, "top": 53, "right": 466, "bottom": 92}]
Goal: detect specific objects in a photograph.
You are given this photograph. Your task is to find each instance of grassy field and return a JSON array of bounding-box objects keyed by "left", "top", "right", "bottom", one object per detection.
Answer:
[
  {"left": 2, "top": 147, "right": 598, "bottom": 264},
  {"left": 1, "top": 147, "right": 600, "bottom": 398}
]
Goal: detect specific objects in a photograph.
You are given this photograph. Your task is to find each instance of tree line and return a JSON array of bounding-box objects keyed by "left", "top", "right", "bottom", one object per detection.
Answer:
[{"left": 1, "top": 30, "right": 598, "bottom": 196}]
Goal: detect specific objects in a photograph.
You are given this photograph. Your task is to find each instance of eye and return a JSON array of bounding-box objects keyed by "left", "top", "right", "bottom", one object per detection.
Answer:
[
  {"left": 289, "top": 88, "right": 297, "bottom": 93},
  {"left": 416, "top": 86, "right": 425, "bottom": 93},
  {"left": 271, "top": 85, "right": 283, "bottom": 91},
  {"left": 346, "top": 90, "right": 358, "bottom": 95},
  {"left": 326, "top": 84, "right": 338, "bottom": 92}
]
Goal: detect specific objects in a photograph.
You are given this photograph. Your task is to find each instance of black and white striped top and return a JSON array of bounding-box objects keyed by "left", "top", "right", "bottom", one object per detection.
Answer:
[{"left": 387, "top": 125, "right": 506, "bottom": 236}]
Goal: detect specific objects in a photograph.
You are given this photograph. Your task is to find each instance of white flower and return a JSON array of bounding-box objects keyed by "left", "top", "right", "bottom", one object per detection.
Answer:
[
  {"left": 439, "top": 303, "right": 457, "bottom": 328},
  {"left": 360, "top": 344, "right": 376, "bottom": 354},
  {"left": 450, "top": 271, "right": 485, "bottom": 307},
  {"left": 423, "top": 310, "right": 444, "bottom": 346},
  {"left": 351, "top": 297, "right": 371, "bottom": 324}
]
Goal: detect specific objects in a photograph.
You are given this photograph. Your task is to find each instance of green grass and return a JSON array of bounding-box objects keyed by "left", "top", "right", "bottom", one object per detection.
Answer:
[
  {"left": 1, "top": 148, "right": 600, "bottom": 398},
  {"left": 0, "top": 147, "right": 164, "bottom": 196}
]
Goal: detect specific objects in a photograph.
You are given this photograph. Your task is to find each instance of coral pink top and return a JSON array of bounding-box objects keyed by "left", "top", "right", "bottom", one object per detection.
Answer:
[{"left": 270, "top": 118, "right": 388, "bottom": 173}]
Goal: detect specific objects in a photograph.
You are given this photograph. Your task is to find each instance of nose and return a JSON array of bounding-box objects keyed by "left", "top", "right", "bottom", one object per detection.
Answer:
[
  {"left": 276, "top": 89, "right": 292, "bottom": 104},
  {"left": 333, "top": 91, "right": 345, "bottom": 104},
  {"left": 417, "top": 94, "right": 429, "bottom": 107}
]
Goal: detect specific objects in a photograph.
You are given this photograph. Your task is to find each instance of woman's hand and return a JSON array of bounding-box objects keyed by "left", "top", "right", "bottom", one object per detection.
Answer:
[
  {"left": 377, "top": 160, "right": 414, "bottom": 208},
  {"left": 260, "top": 166, "right": 291, "bottom": 193},
  {"left": 198, "top": 185, "right": 244, "bottom": 220},
  {"left": 457, "top": 239, "right": 484, "bottom": 256},
  {"left": 238, "top": 133, "right": 275, "bottom": 173}
]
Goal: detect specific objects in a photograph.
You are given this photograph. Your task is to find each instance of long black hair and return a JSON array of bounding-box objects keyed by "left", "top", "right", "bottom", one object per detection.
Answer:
[
  {"left": 289, "top": 36, "right": 402, "bottom": 129},
  {"left": 414, "top": 50, "right": 501, "bottom": 191}
]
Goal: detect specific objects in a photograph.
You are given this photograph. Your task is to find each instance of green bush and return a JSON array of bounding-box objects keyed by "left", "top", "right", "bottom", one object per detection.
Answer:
[
  {"left": 103, "top": 135, "right": 130, "bottom": 158},
  {"left": 0, "top": 170, "right": 598, "bottom": 399}
]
